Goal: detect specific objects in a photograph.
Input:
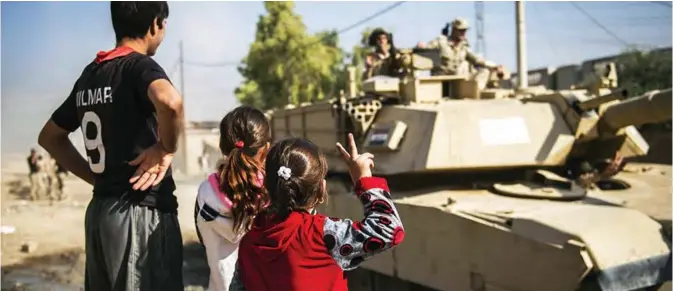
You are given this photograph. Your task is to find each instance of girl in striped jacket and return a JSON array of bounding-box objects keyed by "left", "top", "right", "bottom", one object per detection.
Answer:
[{"left": 194, "top": 106, "right": 271, "bottom": 291}]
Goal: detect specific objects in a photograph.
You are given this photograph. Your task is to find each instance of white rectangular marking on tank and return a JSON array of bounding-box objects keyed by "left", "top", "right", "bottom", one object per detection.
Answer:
[{"left": 478, "top": 117, "right": 531, "bottom": 146}]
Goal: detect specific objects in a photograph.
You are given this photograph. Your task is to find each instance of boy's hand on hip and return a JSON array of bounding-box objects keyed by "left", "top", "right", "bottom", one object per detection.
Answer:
[{"left": 128, "top": 143, "right": 173, "bottom": 191}]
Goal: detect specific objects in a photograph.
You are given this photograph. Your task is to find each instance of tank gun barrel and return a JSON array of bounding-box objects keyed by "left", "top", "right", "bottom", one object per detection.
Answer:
[
  {"left": 577, "top": 88, "right": 628, "bottom": 111},
  {"left": 598, "top": 88, "right": 672, "bottom": 134}
]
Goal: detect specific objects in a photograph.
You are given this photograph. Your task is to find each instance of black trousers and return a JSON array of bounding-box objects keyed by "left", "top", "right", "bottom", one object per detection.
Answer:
[{"left": 84, "top": 194, "right": 184, "bottom": 291}]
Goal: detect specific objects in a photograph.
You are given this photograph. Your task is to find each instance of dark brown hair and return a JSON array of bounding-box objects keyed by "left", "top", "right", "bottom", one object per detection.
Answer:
[
  {"left": 219, "top": 106, "right": 271, "bottom": 233},
  {"left": 264, "top": 138, "right": 329, "bottom": 219},
  {"left": 111, "top": 2, "right": 169, "bottom": 43}
]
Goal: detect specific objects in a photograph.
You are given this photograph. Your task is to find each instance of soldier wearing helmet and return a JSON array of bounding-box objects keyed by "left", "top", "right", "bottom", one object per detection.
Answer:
[
  {"left": 364, "top": 28, "right": 401, "bottom": 80},
  {"left": 418, "top": 18, "right": 503, "bottom": 89}
]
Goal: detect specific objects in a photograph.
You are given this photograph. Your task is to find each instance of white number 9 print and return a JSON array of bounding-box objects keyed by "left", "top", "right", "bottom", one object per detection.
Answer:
[{"left": 81, "top": 111, "right": 106, "bottom": 173}]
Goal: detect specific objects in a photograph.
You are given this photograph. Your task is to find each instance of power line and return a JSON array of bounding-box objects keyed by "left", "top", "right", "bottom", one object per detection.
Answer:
[
  {"left": 282, "top": 1, "right": 406, "bottom": 103},
  {"left": 167, "top": 59, "right": 180, "bottom": 79},
  {"left": 184, "top": 60, "right": 239, "bottom": 68},
  {"left": 187, "top": 1, "right": 407, "bottom": 68},
  {"left": 570, "top": 2, "right": 630, "bottom": 47},
  {"left": 474, "top": 1, "right": 485, "bottom": 56},
  {"left": 334, "top": 1, "right": 406, "bottom": 36},
  {"left": 529, "top": 3, "right": 559, "bottom": 60}
]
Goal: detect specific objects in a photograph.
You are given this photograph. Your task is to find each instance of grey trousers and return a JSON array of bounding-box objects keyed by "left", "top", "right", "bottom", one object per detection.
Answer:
[{"left": 84, "top": 195, "right": 184, "bottom": 291}]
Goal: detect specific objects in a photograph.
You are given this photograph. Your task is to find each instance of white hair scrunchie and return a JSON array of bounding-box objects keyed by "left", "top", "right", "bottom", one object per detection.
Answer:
[{"left": 277, "top": 166, "right": 292, "bottom": 181}]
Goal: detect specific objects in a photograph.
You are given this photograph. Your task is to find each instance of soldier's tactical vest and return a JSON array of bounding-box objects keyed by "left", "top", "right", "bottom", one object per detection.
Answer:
[
  {"left": 367, "top": 53, "right": 395, "bottom": 79},
  {"left": 437, "top": 36, "right": 472, "bottom": 75}
]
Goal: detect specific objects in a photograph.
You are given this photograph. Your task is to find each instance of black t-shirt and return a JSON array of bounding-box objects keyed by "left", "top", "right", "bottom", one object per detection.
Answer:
[{"left": 50, "top": 50, "right": 177, "bottom": 212}]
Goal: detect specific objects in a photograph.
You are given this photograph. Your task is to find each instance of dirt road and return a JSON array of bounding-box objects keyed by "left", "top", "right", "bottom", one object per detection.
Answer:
[{"left": 0, "top": 162, "right": 209, "bottom": 291}]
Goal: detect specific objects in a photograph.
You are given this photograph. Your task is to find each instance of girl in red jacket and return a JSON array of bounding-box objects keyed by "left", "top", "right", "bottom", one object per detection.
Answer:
[{"left": 230, "top": 134, "right": 405, "bottom": 291}]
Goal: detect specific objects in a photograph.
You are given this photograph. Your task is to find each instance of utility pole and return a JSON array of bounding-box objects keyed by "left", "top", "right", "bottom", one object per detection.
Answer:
[
  {"left": 179, "top": 40, "right": 185, "bottom": 101},
  {"left": 515, "top": 1, "right": 528, "bottom": 89},
  {"left": 475, "top": 1, "right": 486, "bottom": 57},
  {"left": 178, "top": 40, "right": 189, "bottom": 176}
]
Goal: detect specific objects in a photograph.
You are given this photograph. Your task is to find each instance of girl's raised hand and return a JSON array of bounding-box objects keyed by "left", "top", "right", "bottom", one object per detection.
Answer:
[{"left": 336, "top": 133, "right": 374, "bottom": 183}]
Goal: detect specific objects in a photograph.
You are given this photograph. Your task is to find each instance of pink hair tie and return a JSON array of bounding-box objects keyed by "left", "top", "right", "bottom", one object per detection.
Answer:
[{"left": 234, "top": 141, "right": 244, "bottom": 148}]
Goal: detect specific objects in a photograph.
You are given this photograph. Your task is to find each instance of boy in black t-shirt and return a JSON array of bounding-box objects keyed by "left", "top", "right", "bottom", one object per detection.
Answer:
[{"left": 37, "top": 2, "right": 185, "bottom": 290}]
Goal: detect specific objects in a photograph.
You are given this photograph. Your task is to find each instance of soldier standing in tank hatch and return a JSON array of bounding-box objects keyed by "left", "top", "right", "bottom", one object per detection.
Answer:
[
  {"left": 417, "top": 18, "right": 503, "bottom": 89},
  {"left": 364, "top": 28, "right": 401, "bottom": 80}
]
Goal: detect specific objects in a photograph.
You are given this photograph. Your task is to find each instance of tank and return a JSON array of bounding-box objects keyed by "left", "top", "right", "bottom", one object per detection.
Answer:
[{"left": 267, "top": 48, "right": 672, "bottom": 291}]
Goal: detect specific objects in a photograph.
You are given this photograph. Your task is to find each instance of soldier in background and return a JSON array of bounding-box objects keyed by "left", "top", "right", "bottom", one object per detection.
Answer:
[
  {"left": 197, "top": 146, "right": 210, "bottom": 176},
  {"left": 364, "top": 28, "right": 401, "bottom": 80},
  {"left": 41, "top": 158, "right": 59, "bottom": 202},
  {"left": 27, "top": 148, "right": 39, "bottom": 175},
  {"left": 27, "top": 148, "right": 47, "bottom": 200},
  {"left": 55, "top": 161, "right": 68, "bottom": 200},
  {"left": 43, "top": 158, "right": 67, "bottom": 201},
  {"left": 417, "top": 18, "right": 503, "bottom": 89}
]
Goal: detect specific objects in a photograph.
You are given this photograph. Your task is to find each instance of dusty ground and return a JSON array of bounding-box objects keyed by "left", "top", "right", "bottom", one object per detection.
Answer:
[{"left": 0, "top": 156, "right": 209, "bottom": 291}]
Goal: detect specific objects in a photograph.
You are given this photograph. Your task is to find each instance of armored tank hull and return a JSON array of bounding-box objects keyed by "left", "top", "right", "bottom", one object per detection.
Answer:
[
  {"left": 322, "top": 169, "right": 671, "bottom": 291},
  {"left": 269, "top": 80, "right": 672, "bottom": 290}
]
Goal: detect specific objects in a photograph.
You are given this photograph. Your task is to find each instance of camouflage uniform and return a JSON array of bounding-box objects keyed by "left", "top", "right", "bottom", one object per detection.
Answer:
[
  {"left": 29, "top": 172, "right": 44, "bottom": 201},
  {"left": 28, "top": 156, "right": 48, "bottom": 201},
  {"left": 364, "top": 51, "right": 398, "bottom": 80},
  {"left": 56, "top": 162, "right": 68, "bottom": 199},
  {"left": 425, "top": 18, "right": 496, "bottom": 89},
  {"left": 363, "top": 28, "right": 401, "bottom": 80},
  {"left": 44, "top": 158, "right": 65, "bottom": 201}
]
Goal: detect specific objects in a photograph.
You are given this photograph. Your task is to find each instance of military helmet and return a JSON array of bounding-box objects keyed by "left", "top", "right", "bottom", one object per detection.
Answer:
[
  {"left": 442, "top": 18, "right": 470, "bottom": 36},
  {"left": 452, "top": 18, "right": 469, "bottom": 30},
  {"left": 368, "top": 27, "right": 391, "bottom": 47}
]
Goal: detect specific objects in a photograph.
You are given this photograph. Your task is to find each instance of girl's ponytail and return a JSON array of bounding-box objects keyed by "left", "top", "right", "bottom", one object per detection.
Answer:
[{"left": 217, "top": 107, "right": 271, "bottom": 233}]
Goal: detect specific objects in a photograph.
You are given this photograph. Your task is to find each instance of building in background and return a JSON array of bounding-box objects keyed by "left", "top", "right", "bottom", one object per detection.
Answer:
[
  {"left": 553, "top": 64, "right": 581, "bottom": 90},
  {"left": 172, "top": 121, "right": 220, "bottom": 177},
  {"left": 509, "top": 66, "right": 557, "bottom": 89},
  {"left": 580, "top": 54, "right": 620, "bottom": 82}
]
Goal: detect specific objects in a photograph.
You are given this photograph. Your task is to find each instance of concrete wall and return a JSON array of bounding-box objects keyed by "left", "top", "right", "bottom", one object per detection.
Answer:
[
  {"left": 501, "top": 46, "right": 670, "bottom": 91},
  {"left": 580, "top": 54, "right": 619, "bottom": 81},
  {"left": 554, "top": 65, "right": 581, "bottom": 90},
  {"left": 508, "top": 67, "right": 556, "bottom": 89}
]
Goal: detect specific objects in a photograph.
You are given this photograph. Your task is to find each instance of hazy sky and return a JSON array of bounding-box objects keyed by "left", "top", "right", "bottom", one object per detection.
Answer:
[{"left": 1, "top": 1, "right": 671, "bottom": 156}]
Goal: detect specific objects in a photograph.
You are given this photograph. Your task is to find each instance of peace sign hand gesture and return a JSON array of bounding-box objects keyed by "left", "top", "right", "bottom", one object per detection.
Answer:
[{"left": 336, "top": 133, "right": 374, "bottom": 183}]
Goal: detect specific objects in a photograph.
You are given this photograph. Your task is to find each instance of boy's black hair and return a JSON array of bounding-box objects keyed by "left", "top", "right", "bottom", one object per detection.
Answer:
[{"left": 110, "top": 2, "right": 170, "bottom": 43}]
